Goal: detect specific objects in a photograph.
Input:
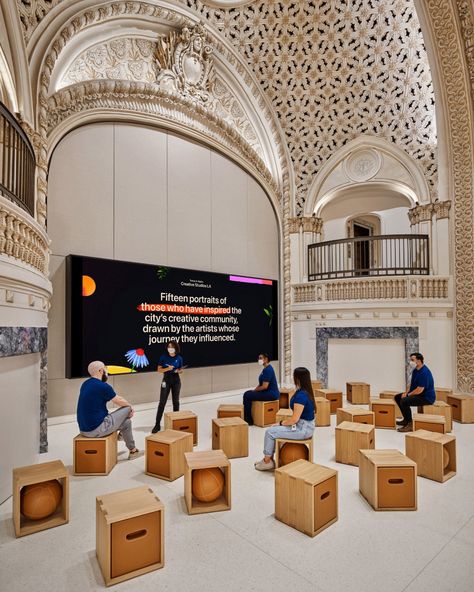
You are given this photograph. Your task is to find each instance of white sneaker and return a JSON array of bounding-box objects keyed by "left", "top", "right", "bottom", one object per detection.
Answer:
[
  {"left": 128, "top": 449, "right": 139, "bottom": 459},
  {"left": 254, "top": 459, "right": 275, "bottom": 471}
]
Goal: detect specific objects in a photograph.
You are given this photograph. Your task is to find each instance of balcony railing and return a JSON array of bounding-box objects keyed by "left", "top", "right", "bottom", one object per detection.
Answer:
[
  {"left": 0, "top": 101, "right": 35, "bottom": 217},
  {"left": 308, "top": 234, "right": 429, "bottom": 281}
]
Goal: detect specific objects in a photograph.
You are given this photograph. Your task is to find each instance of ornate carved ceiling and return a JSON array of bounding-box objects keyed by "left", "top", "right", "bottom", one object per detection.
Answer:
[
  {"left": 16, "top": 0, "right": 437, "bottom": 215},
  {"left": 179, "top": 0, "right": 438, "bottom": 214}
]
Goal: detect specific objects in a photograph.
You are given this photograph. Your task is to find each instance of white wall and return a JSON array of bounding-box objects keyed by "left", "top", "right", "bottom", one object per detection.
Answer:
[
  {"left": 0, "top": 353, "right": 40, "bottom": 503},
  {"left": 292, "top": 315, "right": 454, "bottom": 391},
  {"left": 322, "top": 208, "right": 410, "bottom": 242},
  {"left": 328, "top": 338, "right": 406, "bottom": 395},
  {"left": 47, "top": 124, "right": 280, "bottom": 417}
]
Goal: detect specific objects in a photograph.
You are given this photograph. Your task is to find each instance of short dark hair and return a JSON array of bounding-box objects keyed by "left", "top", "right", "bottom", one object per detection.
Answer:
[
  {"left": 259, "top": 353, "right": 271, "bottom": 362},
  {"left": 167, "top": 340, "right": 180, "bottom": 354},
  {"left": 410, "top": 352, "right": 424, "bottom": 363}
]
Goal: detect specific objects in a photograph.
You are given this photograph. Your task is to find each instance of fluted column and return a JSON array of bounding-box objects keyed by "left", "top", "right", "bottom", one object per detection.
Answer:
[
  {"left": 433, "top": 200, "right": 452, "bottom": 276},
  {"left": 289, "top": 216, "right": 323, "bottom": 282}
]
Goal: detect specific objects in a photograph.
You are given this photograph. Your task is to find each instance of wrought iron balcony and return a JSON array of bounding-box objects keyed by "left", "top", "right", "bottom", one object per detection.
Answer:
[
  {"left": 0, "top": 101, "right": 35, "bottom": 217},
  {"left": 308, "top": 234, "right": 429, "bottom": 281}
]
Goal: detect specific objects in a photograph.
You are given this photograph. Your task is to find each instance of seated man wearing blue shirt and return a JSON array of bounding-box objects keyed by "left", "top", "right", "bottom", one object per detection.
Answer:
[
  {"left": 395, "top": 352, "right": 436, "bottom": 433},
  {"left": 77, "top": 361, "right": 139, "bottom": 458},
  {"left": 243, "top": 353, "right": 280, "bottom": 425}
]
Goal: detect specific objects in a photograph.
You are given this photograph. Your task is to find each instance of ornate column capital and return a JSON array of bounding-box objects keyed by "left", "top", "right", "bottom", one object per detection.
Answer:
[
  {"left": 408, "top": 203, "right": 434, "bottom": 226},
  {"left": 433, "top": 200, "right": 452, "bottom": 220},
  {"left": 288, "top": 216, "right": 323, "bottom": 234}
]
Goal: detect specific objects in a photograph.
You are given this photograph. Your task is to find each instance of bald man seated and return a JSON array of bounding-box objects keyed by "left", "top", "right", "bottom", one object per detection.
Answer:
[{"left": 76, "top": 361, "right": 139, "bottom": 458}]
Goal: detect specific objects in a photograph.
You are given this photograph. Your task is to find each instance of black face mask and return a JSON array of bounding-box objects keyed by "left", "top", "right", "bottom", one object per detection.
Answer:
[{"left": 101, "top": 371, "right": 108, "bottom": 383}]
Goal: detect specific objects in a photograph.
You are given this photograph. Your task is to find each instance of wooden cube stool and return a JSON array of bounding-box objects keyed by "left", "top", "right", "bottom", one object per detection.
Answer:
[
  {"left": 413, "top": 413, "right": 446, "bottom": 434},
  {"left": 275, "top": 459, "right": 338, "bottom": 537},
  {"left": 315, "top": 397, "right": 331, "bottom": 426},
  {"left": 164, "top": 410, "right": 198, "bottom": 445},
  {"left": 96, "top": 486, "right": 164, "bottom": 586},
  {"left": 379, "top": 390, "right": 403, "bottom": 419},
  {"left": 315, "top": 389, "right": 343, "bottom": 414},
  {"left": 311, "top": 380, "right": 323, "bottom": 391},
  {"left": 336, "top": 407, "right": 374, "bottom": 426},
  {"left": 435, "top": 387, "right": 452, "bottom": 403},
  {"left": 13, "top": 460, "right": 69, "bottom": 538},
  {"left": 145, "top": 429, "right": 193, "bottom": 481},
  {"left": 335, "top": 421, "right": 375, "bottom": 466},
  {"left": 184, "top": 450, "right": 231, "bottom": 515},
  {"left": 405, "top": 430, "right": 456, "bottom": 483},
  {"left": 217, "top": 404, "right": 244, "bottom": 420},
  {"left": 347, "top": 382, "right": 370, "bottom": 404},
  {"left": 359, "top": 449, "right": 417, "bottom": 511},
  {"left": 370, "top": 399, "right": 397, "bottom": 429},
  {"left": 276, "top": 408, "right": 293, "bottom": 423},
  {"left": 212, "top": 417, "right": 248, "bottom": 458},
  {"left": 275, "top": 437, "right": 313, "bottom": 469},
  {"left": 447, "top": 393, "right": 474, "bottom": 423},
  {"left": 74, "top": 432, "right": 117, "bottom": 475},
  {"left": 252, "top": 399, "right": 279, "bottom": 427},
  {"left": 420, "top": 401, "right": 453, "bottom": 432},
  {"left": 279, "top": 388, "right": 295, "bottom": 409}
]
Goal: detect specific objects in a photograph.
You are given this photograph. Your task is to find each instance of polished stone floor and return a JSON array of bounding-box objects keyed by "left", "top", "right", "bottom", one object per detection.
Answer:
[{"left": 1, "top": 391, "right": 473, "bottom": 592}]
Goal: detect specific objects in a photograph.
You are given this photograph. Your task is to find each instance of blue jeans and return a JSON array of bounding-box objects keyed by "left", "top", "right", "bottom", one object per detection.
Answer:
[
  {"left": 243, "top": 389, "right": 279, "bottom": 424},
  {"left": 263, "top": 419, "right": 315, "bottom": 457}
]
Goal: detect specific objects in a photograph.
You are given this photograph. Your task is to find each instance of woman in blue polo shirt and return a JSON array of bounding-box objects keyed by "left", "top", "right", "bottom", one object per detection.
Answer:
[
  {"left": 152, "top": 340, "right": 184, "bottom": 433},
  {"left": 254, "top": 366, "right": 315, "bottom": 471},
  {"left": 243, "top": 353, "right": 280, "bottom": 425}
]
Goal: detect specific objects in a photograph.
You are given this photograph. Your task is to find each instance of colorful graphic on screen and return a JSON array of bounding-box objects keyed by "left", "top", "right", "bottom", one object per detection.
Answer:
[{"left": 66, "top": 255, "right": 278, "bottom": 378}]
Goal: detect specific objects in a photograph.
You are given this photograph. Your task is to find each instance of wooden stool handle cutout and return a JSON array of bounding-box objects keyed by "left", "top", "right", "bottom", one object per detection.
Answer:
[
  {"left": 154, "top": 451, "right": 164, "bottom": 457},
  {"left": 85, "top": 450, "right": 98, "bottom": 454},
  {"left": 321, "top": 491, "right": 330, "bottom": 500},
  {"left": 388, "top": 478, "right": 404, "bottom": 484},
  {"left": 126, "top": 529, "right": 147, "bottom": 541},
  {"left": 379, "top": 410, "right": 388, "bottom": 414},
  {"left": 179, "top": 425, "right": 190, "bottom": 431}
]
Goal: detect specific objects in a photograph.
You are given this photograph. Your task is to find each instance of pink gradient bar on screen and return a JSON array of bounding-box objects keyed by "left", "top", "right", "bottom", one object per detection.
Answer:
[{"left": 229, "top": 275, "right": 273, "bottom": 286}]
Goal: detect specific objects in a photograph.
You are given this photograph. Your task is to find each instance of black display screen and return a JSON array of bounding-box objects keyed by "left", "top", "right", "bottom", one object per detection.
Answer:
[{"left": 66, "top": 255, "right": 278, "bottom": 378}]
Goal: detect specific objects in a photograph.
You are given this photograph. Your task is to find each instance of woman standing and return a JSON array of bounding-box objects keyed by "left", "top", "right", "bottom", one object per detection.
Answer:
[
  {"left": 243, "top": 353, "right": 280, "bottom": 425},
  {"left": 254, "top": 367, "right": 315, "bottom": 470},
  {"left": 151, "top": 340, "right": 184, "bottom": 433}
]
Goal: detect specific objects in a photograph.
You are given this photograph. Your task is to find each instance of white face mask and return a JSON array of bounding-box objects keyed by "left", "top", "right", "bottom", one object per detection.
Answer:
[
  {"left": 168, "top": 348, "right": 176, "bottom": 355},
  {"left": 409, "top": 360, "right": 417, "bottom": 369},
  {"left": 258, "top": 359, "right": 264, "bottom": 366}
]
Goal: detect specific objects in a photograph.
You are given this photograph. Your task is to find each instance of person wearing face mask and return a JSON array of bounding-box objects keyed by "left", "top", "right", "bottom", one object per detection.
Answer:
[
  {"left": 395, "top": 352, "right": 436, "bottom": 432},
  {"left": 254, "top": 367, "right": 315, "bottom": 471},
  {"left": 152, "top": 340, "right": 184, "bottom": 433},
  {"left": 76, "top": 360, "right": 139, "bottom": 458},
  {"left": 242, "top": 353, "right": 280, "bottom": 425}
]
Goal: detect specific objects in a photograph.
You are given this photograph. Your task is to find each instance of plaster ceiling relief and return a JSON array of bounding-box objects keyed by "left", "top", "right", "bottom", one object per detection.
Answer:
[
  {"left": 55, "top": 30, "right": 264, "bottom": 158},
  {"left": 181, "top": 0, "right": 438, "bottom": 214}
]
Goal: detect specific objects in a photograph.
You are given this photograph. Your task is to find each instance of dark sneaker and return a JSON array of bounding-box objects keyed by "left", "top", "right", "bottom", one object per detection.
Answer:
[
  {"left": 396, "top": 420, "right": 405, "bottom": 426},
  {"left": 397, "top": 422, "right": 413, "bottom": 433},
  {"left": 151, "top": 425, "right": 160, "bottom": 434}
]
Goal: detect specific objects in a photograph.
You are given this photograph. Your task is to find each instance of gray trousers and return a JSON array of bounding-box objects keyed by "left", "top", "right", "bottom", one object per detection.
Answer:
[{"left": 80, "top": 406, "right": 136, "bottom": 451}]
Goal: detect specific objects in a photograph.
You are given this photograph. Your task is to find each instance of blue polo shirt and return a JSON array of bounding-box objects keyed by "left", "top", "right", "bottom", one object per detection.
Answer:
[
  {"left": 77, "top": 378, "right": 116, "bottom": 432},
  {"left": 258, "top": 364, "right": 279, "bottom": 399},
  {"left": 410, "top": 364, "right": 436, "bottom": 404},
  {"left": 158, "top": 353, "right": 183, "bottom": 373},
  {"left": 290, "top": 388, "right": 315, "bottom": 421}
]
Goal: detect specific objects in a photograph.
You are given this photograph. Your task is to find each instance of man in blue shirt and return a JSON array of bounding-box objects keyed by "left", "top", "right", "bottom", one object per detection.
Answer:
[
  {"left": 395, "top": 352, "right": 436, "bottom": 432},
  {"left": 77, "top": 361, "right": 139, "bottom": 458}
]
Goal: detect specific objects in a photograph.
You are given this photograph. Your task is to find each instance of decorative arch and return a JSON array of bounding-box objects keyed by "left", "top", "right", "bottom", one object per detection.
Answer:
[{"left": 304, "top": 136, "right": 431, "bottom": 218}]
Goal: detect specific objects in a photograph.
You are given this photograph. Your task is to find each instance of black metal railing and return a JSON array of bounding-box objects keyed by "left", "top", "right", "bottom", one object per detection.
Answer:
[
  {"left": 308, "top": 234, "right": 430, "bottom": 280},
  {"left": 0, "top": 101, "right": 35, "bottom": 216}
]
